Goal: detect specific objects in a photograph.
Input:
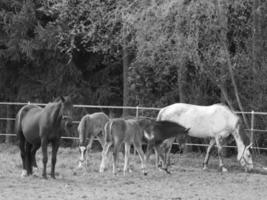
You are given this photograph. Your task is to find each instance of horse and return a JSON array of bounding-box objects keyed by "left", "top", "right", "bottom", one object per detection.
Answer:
[
  {"left": 138, "top": 118, "right": 189, "bottom": 174},
  {"left": 15, "top": 96, "right": 74, "bottom": 178},
  {"left": 156, "top": 103, "right": 253, "bottom": 172},
  {"left": 78, "top": 112, "right": 109, "bottom": 168},
  {"left": 99, "top": 118, "right": 147, "bottom": 176}
]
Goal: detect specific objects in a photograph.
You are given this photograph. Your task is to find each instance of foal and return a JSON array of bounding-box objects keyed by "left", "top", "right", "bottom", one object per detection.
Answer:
[
  {"left": 138, "top": 118, "right": 189, "bottom": 173},
  {"left": 99, "top": 118, "right": 147, "bottom": 175},
  {"left": 78, "top": 112, "right": 109, "bottom": 167}
]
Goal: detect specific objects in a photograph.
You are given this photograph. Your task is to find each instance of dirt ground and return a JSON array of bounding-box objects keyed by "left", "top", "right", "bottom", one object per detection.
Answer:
[{"left": 1, "top": 144, "right": 267, "bottom": 200}]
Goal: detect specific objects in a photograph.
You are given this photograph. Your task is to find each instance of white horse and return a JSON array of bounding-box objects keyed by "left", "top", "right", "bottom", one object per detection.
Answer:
[{"left": 157, "top": 103, "right": 253, "bottom": 172}]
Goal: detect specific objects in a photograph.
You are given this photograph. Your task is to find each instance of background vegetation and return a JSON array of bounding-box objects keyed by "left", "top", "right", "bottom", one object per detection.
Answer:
[{"left": 0, "top": 0, "right": 267, "bottom": 148}]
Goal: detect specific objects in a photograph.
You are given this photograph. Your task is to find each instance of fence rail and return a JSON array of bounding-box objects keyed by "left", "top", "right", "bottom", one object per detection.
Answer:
[{"left": 1, "top": 102, "right": 267, "bottom": 150}]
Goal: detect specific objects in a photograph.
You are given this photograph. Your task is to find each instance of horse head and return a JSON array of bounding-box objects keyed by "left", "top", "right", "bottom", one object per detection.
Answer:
[
  {"left": 138, "top": 118, "right": 155, "bottom": 140},
  {"left": 59, "top": 96, "right": 74, "bottom": 135},
  {"left": 238, "top": 143, "right": 253, "bottom": 172}
]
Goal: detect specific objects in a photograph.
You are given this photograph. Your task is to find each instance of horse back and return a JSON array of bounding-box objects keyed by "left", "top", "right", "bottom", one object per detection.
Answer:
[
  {"left": 105, "top": 118, "right": 142, "bottom": 144},
  {"left": 78, "top": 112, "right": 109, "bottom": 138},
  {"left": 125, "top": 119, "right": 143, "bottom": 142},
  {"left": 157, "top": 103, "right": 239, "bottom": 138}
]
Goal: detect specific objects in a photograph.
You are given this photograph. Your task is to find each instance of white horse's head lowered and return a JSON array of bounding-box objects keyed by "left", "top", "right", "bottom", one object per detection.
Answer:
[{"left": 238, "top": 143, "right": 253, "bottom": 172}]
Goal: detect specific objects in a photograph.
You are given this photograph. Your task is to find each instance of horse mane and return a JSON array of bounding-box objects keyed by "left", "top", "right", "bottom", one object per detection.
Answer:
[
  {"left": 155, "top": 120, "right": 186, "bottom": 130},
  {"left": 237, "top": 119, "right": 251, "bottom": 146},
  {"left": 45, "top": 100, "right": 63, "bottom": 126}
]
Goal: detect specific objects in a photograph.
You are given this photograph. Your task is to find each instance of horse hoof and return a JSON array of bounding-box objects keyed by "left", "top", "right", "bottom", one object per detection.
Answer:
[
  {"left": 42, "top": 175, "right": 48, "bottom": 179},
  {"left": 99, "top": 167, "right": 105, "bottom": 173},
  {"left": 203, "top": 166, "right": 208, "bottom": 171},
  {"left": 78, "top": 161, "right": 83, "bottom": 169},
  {"left": 32, "top": 167, "right": 39, "bottom": 176},
  {"left": 222, "top": 167, "right": 228, "bottom": 173},
  {"left": 165, "top": 169, "right": 171, "bottom": 175},
  {"left": 50, "top": 173, "right": 56, "bottom": 179},
  {"left": 33, "top": 167, "right": 39, "bottom": 172},
  {"left": 21, "top": 170, "right": 27, "bottom": 177}
]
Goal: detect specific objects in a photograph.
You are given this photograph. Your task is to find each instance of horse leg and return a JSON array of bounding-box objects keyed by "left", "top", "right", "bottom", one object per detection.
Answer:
[
  {"left": 160, "top": 138, "right": 175, "bottom": 167},
  {"left": 18, "top": 133, "right": 27, "bottom": 177},
  {"left": 83, "top": 135, "right": 94, "bottom": 168},
  {"left": 135, "top": 143, "right": 148, "bottom": 176},
  {"left": 51, "top": 140, "right": 60, "bottom": 179},
  {"left": 154, "top": 145, "right": 170, "bottom": 174},
  {"left": 123, "top": 143, "right": 131, "bottom": 176},
  {"left": 166, "top": 137, "right": 176, "bottom": 166},
  {"left": 99, "top": 142, "right": 112, "bottom": 173},
  {"left": 203, "top": 138, "right": 216, "bottom": 170},
  {"left": 41, "top": 138, "right": 48, "bottom": 179},
  {"left": 215, "top": 137, "right": 228, "bottom": 172},
  {"left": 145, "top": 143, "right": 153, "bottom": 162},
  {"left": 112, "top": 142, "right": 120, "bottom": 175},
  {"left": 98, "top": 132, "right": 105, "bottom": 150},
  {"left": 87, "top": 135, "right": 94, "bottom": 152},
  {"left": 25, "top": 142, "right": 33, "bottom": 175},
  {"left": 31, "top": 144, "right": 40, "bottom": 169}
]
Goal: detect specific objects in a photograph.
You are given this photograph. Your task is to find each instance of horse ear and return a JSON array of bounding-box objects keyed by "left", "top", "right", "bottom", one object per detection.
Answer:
[
  {"left": 185, "top": 128, "right": 190, "bottom": 133},
  {"left": 68, "top": 93, "right": 79, "bottom": 102},
  {"left": 60, "top": 96, "right": 66, "bottom": 102},
  {"left": 246, "top": 143, "right": 253, "bottom": 149}
]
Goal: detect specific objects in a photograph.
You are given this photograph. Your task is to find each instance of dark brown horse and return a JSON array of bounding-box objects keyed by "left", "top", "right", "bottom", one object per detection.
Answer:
[{"left": 15, "top": 96, "right": 73, "bottom": 179}]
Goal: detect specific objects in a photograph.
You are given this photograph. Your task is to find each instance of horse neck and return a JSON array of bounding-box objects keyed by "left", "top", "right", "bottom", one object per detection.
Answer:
[
  {"left": 47, "top": 101, "right": 63, "bottom": 126},
  {"left": 231, "top": 128, "right": 245, "bottom": 160}
]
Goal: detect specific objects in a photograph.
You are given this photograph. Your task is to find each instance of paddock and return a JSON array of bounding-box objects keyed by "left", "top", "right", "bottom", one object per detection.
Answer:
[
  {"left": 1, "top": 103, "right": 267, "bottom": 199},
  {"left": 1, "top": 144, "right": 267, "bottom": 200}
]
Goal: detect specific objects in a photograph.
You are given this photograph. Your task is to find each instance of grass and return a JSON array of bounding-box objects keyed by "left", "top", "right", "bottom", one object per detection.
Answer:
[{"left": 1, "top": 143, "right": 267, "bottom": 178}]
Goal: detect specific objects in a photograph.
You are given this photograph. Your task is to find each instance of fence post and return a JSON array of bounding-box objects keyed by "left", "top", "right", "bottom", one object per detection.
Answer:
[
  {"left": 250, "top": 110, "right": 254, "bottom": 150},
  {"left": 136, "top": 106, "right": 139, "bottom": 119},
  {"left": 5, "top": 104, "right": 13, "bottom": 143}
]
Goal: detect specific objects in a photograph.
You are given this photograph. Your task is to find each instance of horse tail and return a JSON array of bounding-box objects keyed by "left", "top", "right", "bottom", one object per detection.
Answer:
[
  {"left": 15, "top": 106, "right": 25, "bottom": 137},
  {"left": 78, "top": 115, "right": 89, "bottom": 147},
  {"left": 104, "top": 120, "right": 113, "bottom": 144},
  {"left": 15, "top": 105, "right": 31, "bottom": 144}
]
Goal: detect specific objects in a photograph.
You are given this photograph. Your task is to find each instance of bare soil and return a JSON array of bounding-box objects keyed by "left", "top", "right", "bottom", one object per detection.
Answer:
[{"left": 1, "top": 144, "right": 267, "bottom": 200}]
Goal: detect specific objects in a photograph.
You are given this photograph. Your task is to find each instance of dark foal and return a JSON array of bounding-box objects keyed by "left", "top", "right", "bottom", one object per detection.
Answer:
[
  {"left": 138, "top": 118, "right": 189, "bottom": 173},
  {"left": 15, "top": 96, "right": 74, "bottom": 179}
]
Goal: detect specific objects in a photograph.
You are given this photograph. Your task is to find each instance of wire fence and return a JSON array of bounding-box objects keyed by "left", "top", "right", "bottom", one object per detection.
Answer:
[{"left": 1, "top": 102, "right": 267, "bottom": 150}]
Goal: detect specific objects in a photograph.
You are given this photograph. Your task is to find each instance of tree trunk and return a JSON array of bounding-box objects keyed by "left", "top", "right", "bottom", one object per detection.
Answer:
[
  {"left": 252, "top": 0, "right": 259, "bottom": 74},
  {"left": 177, "top": 63, "right": 193, "bottom": 152},
  {"left": 177, "top": 65, "right": 185, "bottom": 103},
  {"left": 122, "top": 45, "right": 129, "bottom": 117},
  {"left": 215, "top": 0, "right": 249, "bottom": 129},
  {"left": 218, "top": 84, "right": 234, "bottom": 110}
]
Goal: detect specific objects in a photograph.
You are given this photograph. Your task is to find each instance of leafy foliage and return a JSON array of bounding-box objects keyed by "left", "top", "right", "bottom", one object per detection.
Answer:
[{"left": 0, "top": 0, "right": 266, "bottom": 112}]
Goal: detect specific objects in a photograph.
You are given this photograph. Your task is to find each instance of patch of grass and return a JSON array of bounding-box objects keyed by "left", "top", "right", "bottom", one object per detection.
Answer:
[{"left": 2, "top": 143, "right": 267, "bottom": 178}]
